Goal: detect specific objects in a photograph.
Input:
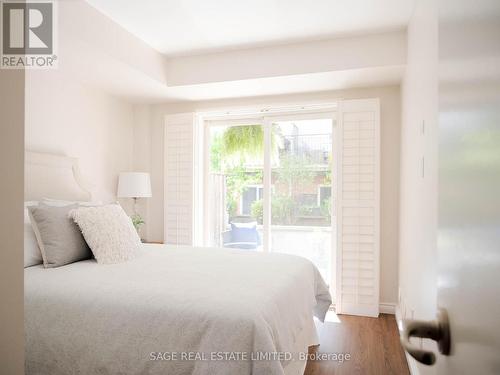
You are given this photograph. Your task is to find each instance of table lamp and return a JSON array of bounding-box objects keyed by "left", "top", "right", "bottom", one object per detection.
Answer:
[{"left": 117, "top": 172, "right": 152, "bottom": 232}]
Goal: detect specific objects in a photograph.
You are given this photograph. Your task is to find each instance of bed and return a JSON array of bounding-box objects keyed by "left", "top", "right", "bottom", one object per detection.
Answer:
[{"left": 24, "top": 152, "right": 332, "bottom": 375}]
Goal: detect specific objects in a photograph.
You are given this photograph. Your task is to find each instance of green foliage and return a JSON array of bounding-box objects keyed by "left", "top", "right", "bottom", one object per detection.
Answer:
[
  {"left": 250, "top": 199, "right": 263, "bottom": 224},
  {"left": 272, "top": 195, "right": 295, "bottom": 225},
  {"left": 250, "top": 196, "right": 295, "bottom": 225},
  {"left": 210, "top": 133, "right": 223, "bottom": 172},
  {"left": 215, "top": 125, "right": 280, "bottom": 169},
  {"left": 275, "top": 154, "right": 315, "bottom": 197},
  {"left": 225, "top": 166, "right": 262, "bottom": 219},
  {"left": 320, "top": 196, "right": 332, "bottom": 223},
  {"left": 209, "top": 125, "right": 267, "bottom": 219},
  {"left": 297, "top": 204, "right": 315, "bottom": 216},
  {"left": 226, "top": 199, "right": 237, "bottom": 218},
  {"left": 222, "top": 125, "right": 263, "bottom": 156},
  {"left": 324, "top": 163, "right": 332, "bottom": 185},
  {"left": 209, "top": 124, "right": 333, "bottom": 226},
  {"left": 131, "top": 214, "right": 145, "bottom": 231}
]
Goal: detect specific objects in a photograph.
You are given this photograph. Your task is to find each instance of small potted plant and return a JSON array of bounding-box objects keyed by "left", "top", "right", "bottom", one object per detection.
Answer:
[{"left": 131, "top": 214, "right": 145, "bottom": 235}]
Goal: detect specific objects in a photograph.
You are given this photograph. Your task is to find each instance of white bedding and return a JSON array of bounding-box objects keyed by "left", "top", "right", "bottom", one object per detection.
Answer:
[{"left": 25, "top": 244, "right": 331, "bottom": 375}]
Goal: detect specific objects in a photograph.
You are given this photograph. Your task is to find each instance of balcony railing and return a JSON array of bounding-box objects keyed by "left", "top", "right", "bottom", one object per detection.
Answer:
[
  {"left": 280, "top": 133, "right": 332, "bottom": 165},
  {"left": 239, "top": 133, "right": 332, "bottom": 169}
]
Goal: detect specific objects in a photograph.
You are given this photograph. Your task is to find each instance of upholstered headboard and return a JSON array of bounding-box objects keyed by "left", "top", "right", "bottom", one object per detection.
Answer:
[{"left": 25, "top": 151, "right": 92, "bottom": 201}]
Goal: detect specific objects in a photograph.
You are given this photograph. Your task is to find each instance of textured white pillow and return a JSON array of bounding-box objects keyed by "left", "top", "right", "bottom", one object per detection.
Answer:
[{"left": 70, "top": 204, "right": 140, "bottom": 264}]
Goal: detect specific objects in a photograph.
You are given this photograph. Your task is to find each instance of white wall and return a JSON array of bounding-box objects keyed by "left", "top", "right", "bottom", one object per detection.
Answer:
[
  {"left": 166, "top": 31, "right": 406, "bottom": 86},
  {"left": 136, "top": 85, "right": 401, "bottom": 306},
  {"left": 25, "top": 69, "right": 135, "bottom": 204},
  {"left": 399, "top": 0, "right": 438, "bottom": 372},
  {"left": 399, "top": 0, "right": 438, "bottom": 319},
  {"left": 131, "top": 106, "right": 153, "bottom": 237},
  {"left": 24, "top": 0, "right": 142, "bottom": 205}
]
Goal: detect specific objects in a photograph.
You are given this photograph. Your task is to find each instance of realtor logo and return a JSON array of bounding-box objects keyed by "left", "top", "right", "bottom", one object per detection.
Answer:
[{"left": 1, "top": 1, "right": 57, "bottom": 68}]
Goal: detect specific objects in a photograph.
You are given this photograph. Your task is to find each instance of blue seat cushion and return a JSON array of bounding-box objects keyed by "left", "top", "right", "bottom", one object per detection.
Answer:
[{"left": 230, "top": 222, "right": 261, "bottom": 246}]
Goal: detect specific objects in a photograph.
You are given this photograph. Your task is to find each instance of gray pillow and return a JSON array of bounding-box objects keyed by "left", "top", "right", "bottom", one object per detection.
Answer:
[
  {"left": 24, "top": 201, "right": 43, "bottom": 268},
  {"left": 28, "top": 203, "right": 92, "bottom": 268}
]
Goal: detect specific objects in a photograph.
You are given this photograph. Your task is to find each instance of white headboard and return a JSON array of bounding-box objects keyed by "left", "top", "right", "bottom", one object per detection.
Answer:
[{"left": 25, "top": 151, "right": 92, "bottom": 201}]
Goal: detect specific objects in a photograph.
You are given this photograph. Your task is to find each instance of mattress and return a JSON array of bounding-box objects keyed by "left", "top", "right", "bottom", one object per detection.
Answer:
[{"left": 25, "top": 244, "right": 331, "bottom": 375}]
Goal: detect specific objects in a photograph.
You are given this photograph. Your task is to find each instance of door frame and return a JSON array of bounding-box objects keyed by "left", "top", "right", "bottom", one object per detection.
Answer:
[
  {"left": 201, "top": 117, "right": 266, "bottom": 247},
  {"left": 199, "top": 108, "right": 338, "bottom": 292}
]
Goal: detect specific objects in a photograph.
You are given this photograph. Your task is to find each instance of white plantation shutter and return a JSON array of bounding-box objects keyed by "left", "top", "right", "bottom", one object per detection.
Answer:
[
  {"left": 164, "top": 113, "right": 195, "bottom": 246},
  {"left": 336, "top": 99, "right": 380, "bottom": 317}
]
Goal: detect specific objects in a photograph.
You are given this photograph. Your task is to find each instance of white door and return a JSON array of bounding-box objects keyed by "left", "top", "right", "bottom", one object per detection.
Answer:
[
  {"left": 402, "top": 1, "right": 500, "bottom": 372},
  {"left": 436, "top": 1, "right": 500, "bottom": 373},
  {"left": 437, "top": 87, "right": 500, "bottom": 373}
]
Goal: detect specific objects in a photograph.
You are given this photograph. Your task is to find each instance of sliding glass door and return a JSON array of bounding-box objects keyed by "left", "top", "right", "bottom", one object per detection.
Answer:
[
  {"left": 206, "top": 122, "right": 264, "bottom": 251},
  {"left": 205, "top": 113, "right": 335, "bottom": 284},
  {"left": 268, "top": 118, "right": 334, "bottom": 282}
]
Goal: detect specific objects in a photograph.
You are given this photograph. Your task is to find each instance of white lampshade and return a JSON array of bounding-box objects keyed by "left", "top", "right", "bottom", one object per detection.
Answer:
[{"left": 117, "top": 172, "right": 152, "bottom": 198}]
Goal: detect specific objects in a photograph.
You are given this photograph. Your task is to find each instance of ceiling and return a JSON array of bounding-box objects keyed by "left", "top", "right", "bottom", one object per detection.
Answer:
[
  {"left": 86, "top": 0, "right": 415, "bottom": 56},
  {"left": 89, "top": 65, "right": 405, "bottom": 103}
]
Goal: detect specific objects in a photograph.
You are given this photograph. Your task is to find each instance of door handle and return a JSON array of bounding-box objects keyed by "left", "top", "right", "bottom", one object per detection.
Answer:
[{"left": 400, "top": 308, "right": 451, "bottom": 365}]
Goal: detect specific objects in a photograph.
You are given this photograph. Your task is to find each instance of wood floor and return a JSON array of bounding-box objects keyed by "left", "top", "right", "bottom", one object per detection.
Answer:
[{"left": 304, "top": 313, "right": 410, "bottom": 375}]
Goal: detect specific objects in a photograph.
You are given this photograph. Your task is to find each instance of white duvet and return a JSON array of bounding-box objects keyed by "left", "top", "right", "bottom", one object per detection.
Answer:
[{"left": 25, "top": 244, "right": 331, "bottom": 375}]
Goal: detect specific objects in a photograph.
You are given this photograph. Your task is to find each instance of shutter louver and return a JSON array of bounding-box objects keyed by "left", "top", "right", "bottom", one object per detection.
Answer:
[
  {"left": 164, "top": 113, "right": 195, "bottom": 246},
  {"left": 336, "top": 99, "right": 380, "bottom": 317}
]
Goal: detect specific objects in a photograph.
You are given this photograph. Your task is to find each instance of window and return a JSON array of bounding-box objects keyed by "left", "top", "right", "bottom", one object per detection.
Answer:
[
  {"left": 318, "top": 185, "right": 332, "bottom": 206},
  {"left": 240, "top": 185, "right": 263, "bottom": 215}
]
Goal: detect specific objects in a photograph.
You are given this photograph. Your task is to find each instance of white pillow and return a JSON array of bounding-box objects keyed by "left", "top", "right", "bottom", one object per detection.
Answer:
[
  {"left": 24, "top": 201, "right": 43, "bottom": 268},
  {"left": 70, "top": 204, "right": 140, "bottom": 264},
  {"left": 42, "top": 198, "right": 103, "bottom": 207}
]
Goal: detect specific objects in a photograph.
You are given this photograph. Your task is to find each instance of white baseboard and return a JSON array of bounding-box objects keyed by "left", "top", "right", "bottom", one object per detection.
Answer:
[
  {"left": 379, "top": 302, "right": 396, "bottom": 314},
  {"left": 395, "top": 305, "right": 420, "bottom": 375},
  {"left": 330, "top": 302, "right": 397, "bottom": 315}
]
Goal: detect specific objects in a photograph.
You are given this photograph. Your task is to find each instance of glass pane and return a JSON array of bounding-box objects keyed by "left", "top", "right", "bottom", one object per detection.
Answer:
[
  {"left": 207, "top": 124, "right": 264, "bottom": 251},
  {"left": 241, "top": 187, "right": 257, "bottom": 215},
  {"left": 270, "top": 119, "right": 333, "bottom": 282}
]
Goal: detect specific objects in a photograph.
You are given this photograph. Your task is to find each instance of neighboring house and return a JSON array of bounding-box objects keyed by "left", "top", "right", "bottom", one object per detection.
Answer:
[{"left": 235, "top": 131, "right": 333, "bottom": 226}]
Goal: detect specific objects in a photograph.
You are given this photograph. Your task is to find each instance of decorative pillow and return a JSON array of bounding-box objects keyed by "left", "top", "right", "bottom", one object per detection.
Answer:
[
  {"left": 42, "top": 198, "right": 103, "bottom": 207},
  {"left": 28, "top": 203, "right": 92, "bottom": 268},
  {"left": 24, "top": 201, "right": 42, "bottom": 268},
  {"left": 230, "top": 222, "right": 261, "bottom": 245},
  {"left": 70, "top": 204, "right": 140, "bottom": 264}
]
